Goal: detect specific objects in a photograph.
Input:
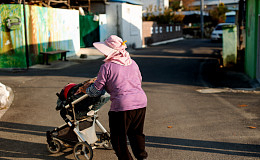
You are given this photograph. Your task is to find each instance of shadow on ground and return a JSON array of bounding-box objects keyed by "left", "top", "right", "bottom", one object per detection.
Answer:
[
  {"left": 146, "top": 135, "right": 260, "bottom": 158},
  {"left": 0, "top": 121, "right": 73, "bottom": 160}
]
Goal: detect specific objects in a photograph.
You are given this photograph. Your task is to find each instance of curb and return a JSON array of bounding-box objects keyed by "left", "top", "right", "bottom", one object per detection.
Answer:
[
  {"left": 199, "top": 57, "right": 260, "bottom": 93},
  {"left": 249, "top": 79, "right": 260, "bottom": 90},
  {"left": 150, "top": 37, "right": 184, "bottom": 46}
]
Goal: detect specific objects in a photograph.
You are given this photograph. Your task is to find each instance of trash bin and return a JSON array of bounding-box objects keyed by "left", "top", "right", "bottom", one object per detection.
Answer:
[{"left": 222, "top": 24, "right": 237, "bottom": 67}]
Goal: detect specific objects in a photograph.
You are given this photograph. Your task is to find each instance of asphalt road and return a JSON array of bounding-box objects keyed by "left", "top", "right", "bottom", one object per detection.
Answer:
[{"left": 0, "top": 39, "right": 259, "bottom": 160}]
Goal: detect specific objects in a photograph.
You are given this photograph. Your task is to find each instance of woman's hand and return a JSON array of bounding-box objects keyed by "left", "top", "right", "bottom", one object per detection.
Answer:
[
  {"left": 75, "top": 85, "right": 87, "bottom": 94},
  {"left": 75, "top": 77, "right": 97, "bottom": 95}
]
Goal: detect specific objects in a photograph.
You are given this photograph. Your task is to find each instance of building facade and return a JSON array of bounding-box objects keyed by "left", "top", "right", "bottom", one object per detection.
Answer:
[
  {"left": 192, "top": 0, "right": 239, "bottom": 11},
  {"left": 105, "top": 1, "right": 143, "bottom": 48},
  {"left": 140, "top": 0, "right": 169, "bottom": 15}
]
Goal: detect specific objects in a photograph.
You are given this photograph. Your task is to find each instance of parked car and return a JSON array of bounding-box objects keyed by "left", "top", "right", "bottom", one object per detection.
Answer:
[{"left": 211, "top": 23, "right": 234, "bottom": 42}]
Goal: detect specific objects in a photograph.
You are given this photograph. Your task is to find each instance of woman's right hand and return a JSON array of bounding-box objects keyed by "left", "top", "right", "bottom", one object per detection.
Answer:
[{"left": 75, "top": 77, "right": 97, "bottom": 95}]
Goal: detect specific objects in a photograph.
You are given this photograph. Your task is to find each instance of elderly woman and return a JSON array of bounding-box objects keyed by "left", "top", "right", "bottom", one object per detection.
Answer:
[{"left": 79, "top": 35, "right": 148, "bottom": 160}]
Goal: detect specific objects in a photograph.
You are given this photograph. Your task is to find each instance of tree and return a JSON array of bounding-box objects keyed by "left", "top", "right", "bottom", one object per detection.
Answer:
[
  {"left": 169, "top": 0, "right": 182, "bottom": 11},
  {"left": 209, "top": 3, "right": 229, "bottom": 24},
  {"left": 182, "top": 0, "right": 195, "bottom": 10},
  {"left": 143, "top": 8, "right": 185, "bottom": 24},
  {"left": 169, "top": 0, "right": 195, "bottom": 11}
]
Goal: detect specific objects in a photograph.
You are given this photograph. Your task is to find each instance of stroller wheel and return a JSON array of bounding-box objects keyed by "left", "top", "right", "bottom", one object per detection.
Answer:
[
  {"left": 102, "top": 140, "right": 113, "bottom": 150},
  {"left": 100, "top": 132, "right": 113, "bottom": 150},
  {"left": 47, "top": 139, "right": 62, "bottom": 154},
  {"left": 73, "top": 142, "right": 93, "bottom": 160}
]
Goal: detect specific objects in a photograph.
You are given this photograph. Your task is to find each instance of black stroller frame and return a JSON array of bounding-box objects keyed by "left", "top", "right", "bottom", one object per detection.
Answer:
[{"left": 46, "top": 83, "right": 112, "bottom": 160}]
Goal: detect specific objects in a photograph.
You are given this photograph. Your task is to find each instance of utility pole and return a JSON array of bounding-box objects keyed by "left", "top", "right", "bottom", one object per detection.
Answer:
[
  {"left": 200, "top": 0, "right": 204, "bottom": 38},
  {"left": 23, "top": 0, "right": 30, "bottom": 69}
]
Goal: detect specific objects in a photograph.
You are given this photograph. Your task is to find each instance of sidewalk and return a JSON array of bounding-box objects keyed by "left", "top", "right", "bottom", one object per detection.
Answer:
[
  {"left": 29, "top": 47, "right": 136, "bottom": 70},
  {"left": 202, "top": 58, "right": 260, "bottom": 92},
  {"left": 30, "top": 47, "right": 104, "bottom": 70}
]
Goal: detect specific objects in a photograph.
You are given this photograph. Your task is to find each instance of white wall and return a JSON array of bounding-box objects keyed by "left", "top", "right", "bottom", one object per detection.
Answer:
[
  {"left": 99, "top": 14, "right": 107, "bottom": 42},
  {"left": 105, "top": 3, "right": 119, "bottom": 38},
  {"left": 121, "top": 3, "right": 142, "bottom": 48},
  {"left": 57, "top": 9, "right": 80, "bottom": 56},
  {"left": 106, "top": 2, "right": 142, "bottom": 48}
]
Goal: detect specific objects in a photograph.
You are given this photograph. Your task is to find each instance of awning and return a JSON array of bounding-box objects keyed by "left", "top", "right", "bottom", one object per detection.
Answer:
[{"left": 109, "top": 0, "right": 143, "bottom": 5}]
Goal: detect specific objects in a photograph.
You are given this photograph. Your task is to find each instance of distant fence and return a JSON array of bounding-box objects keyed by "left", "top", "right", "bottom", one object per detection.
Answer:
[
  {"left": 142, "top": 21, "right": 183, "bottom": 46},
  {"left": 0, "top": 4, "right": 79, "bottom": 68}
]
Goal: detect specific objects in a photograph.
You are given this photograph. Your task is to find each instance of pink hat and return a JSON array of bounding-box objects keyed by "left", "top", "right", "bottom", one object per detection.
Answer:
[
  {"left": 93, "top": 35, "right": 132, "bottom": 66},
  {"left": 93, "top": 35, "right": 127, "bottom": 57}
]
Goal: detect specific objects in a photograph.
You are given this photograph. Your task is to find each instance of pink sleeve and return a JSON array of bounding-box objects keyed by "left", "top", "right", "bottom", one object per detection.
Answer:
[
  {"left": 94, "top": 64, "right": 108, "bottom": 91},
  {"left": 136, "top": 63, "right": 142, "bottom": 82}
]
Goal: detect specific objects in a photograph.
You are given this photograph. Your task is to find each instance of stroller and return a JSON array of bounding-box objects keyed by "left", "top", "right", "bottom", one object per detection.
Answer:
[{"left": 46, "top": 78, "right": 112, "bottom": 160}]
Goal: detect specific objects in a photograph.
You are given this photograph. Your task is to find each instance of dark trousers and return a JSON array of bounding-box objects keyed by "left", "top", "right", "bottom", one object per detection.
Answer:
[{"left": 109, "top": 107, "right": 148, "bottom": 160}]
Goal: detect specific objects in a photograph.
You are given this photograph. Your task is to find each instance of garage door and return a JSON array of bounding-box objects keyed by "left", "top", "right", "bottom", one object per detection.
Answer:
[{"left": 257, "top": 16, "right": 260, "bottom": 83}]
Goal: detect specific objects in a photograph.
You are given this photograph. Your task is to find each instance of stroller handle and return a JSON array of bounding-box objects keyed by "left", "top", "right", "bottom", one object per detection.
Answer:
[{"left": 65, "top": 94, "right": 89, "bottom": 109}]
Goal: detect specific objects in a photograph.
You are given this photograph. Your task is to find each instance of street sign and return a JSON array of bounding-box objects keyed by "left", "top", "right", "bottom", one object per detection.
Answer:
[{"left": 6, "top": 16, "right": 21, "bottom": 30}]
